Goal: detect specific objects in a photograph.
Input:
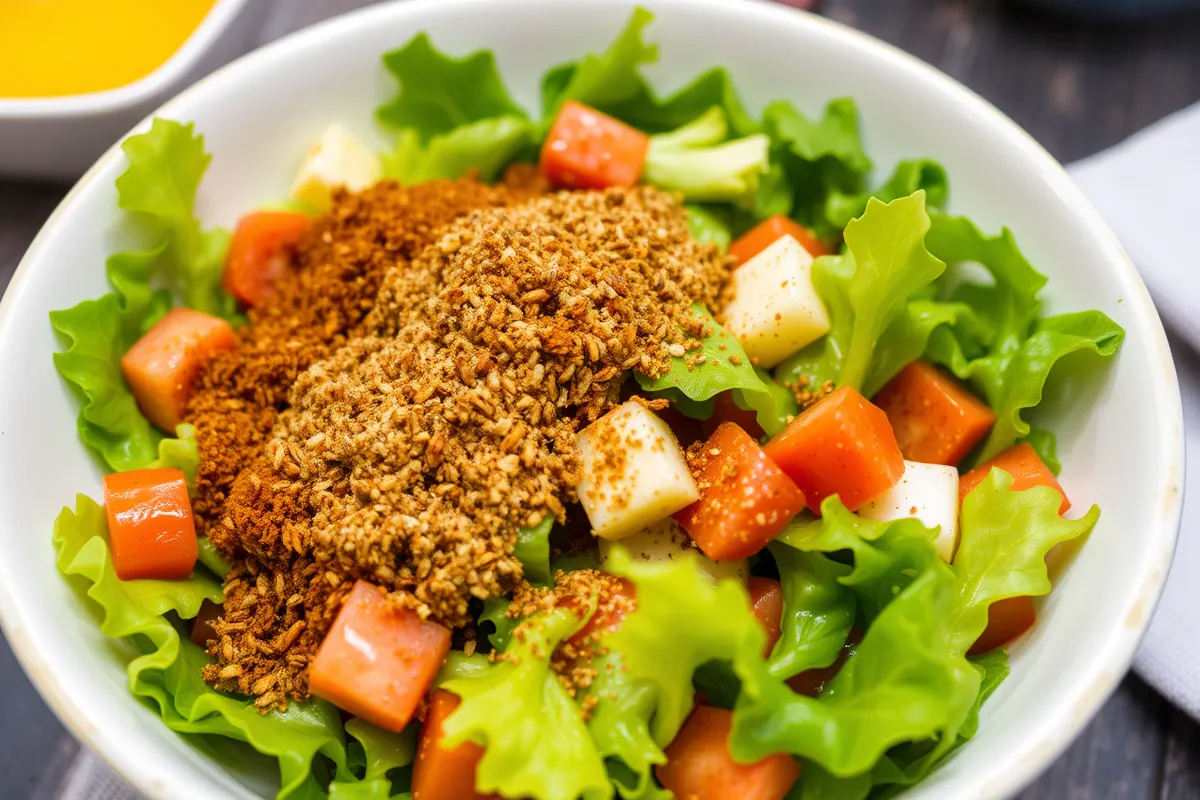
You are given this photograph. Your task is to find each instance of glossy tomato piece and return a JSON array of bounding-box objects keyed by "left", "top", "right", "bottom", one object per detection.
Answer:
[
  {"left": 309, "top": 580, "right": 451, "bottom": 733},
  {"left": 412, "top": 690, "right": 496, "bottom": 800},
  {"left": 540, "top": 101, "right": 649, "bottom": 190},
  {"left": 959, "top": 442, "right": 1069, "bottom": 514},
  {"left": 103, "top": 467, "right": 198, "bottom": 580},
  {"left": 748, "top": 577, "right": 784, "bottom": 657},
  {"left": 222, "top": 210, "right": 312, "bottom": 307},
  {"left": 873, "top": 360, "right": 995, "bottom": 466},
  {"left": 676, "top": 423, "right": 806, "bottom": 561},
  {"left": 763, "top": 386, "right": 904, "bottom": 512}
]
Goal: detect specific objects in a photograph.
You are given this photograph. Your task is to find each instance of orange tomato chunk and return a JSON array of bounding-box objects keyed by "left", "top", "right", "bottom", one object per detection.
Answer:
[
  {"left": 748, "top": 577, "right": 784, "bottom": 657},
  {"left": 309, "top": 580, "right": 451, "bottom": 733},
  {"left": 189, "top": 599, "right": 223, "bottom": 648},
  {"left": 675, "top": 423, "right": 807, "bottom": 561},
  {"left": 872, "top": 360, "right": 996, "bottom": 466},
  {"left": 120, "top": 307, "right": 235, "bottom": 432},
  {"left": 540, "top": 101, "right": 649, "bottom": 190},
  {"left": 412, "top": 690, "right": 496, "bottom": 800},
  {"left": 969, "top": 596, "right": 1036, "bottom": 655},
  {"left": 728, "top": 215, "right": 831, "bottom": 266},
  {"left": 222, "top": 211, "right": 311, "bottom": 308},
  {"left": 656, "top": 706, "right": 801, "bottom": 800},
  {"left": 763, "top": 386, "right": 905, "bottom": 512},
  {"left": 103, "top": 467, "right": 197, "bottom": 581},
  {"left": 959, "top": 442, "right": 1070, "bottom": 515}
]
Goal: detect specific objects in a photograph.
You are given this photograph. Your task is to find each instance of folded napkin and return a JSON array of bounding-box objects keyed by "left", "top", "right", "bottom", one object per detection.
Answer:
[
  {"left": 58, "top": 102, "right": 1200, "bottom": 800},
  {"left": 1071, "top": 101, "right": 1200, "bottom": 720}
]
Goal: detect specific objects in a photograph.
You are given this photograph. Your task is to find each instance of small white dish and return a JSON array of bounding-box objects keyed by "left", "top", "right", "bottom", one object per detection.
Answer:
[
  {"left": 0, "top": 0, "right": 1184, "bottom": 798},
  {"left": 0, "top": 0, "right": 273, "bottom": 180}
]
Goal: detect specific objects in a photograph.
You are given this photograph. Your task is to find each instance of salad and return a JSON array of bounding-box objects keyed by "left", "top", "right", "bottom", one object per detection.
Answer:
[{"left": 47, "top": 9, "right": 1124, "bottom": 800}]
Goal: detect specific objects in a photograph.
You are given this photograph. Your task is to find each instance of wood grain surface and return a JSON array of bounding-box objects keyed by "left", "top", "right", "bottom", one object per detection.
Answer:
[{"left": 1, "top": 0, "right": 1198, "bottom": 797}]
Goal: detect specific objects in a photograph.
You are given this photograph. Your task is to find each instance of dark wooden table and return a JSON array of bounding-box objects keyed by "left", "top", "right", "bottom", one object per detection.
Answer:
[{"left": 1, "top": 0, "right": 1198, "bottom": 797}]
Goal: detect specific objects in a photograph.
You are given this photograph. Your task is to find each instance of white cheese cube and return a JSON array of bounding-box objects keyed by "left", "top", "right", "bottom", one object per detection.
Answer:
[
  {"left": 576, "top": 401, "right": 700, "bottom": 540},
  {"left": 290, "top": 123, "right": 382, "bottom": 212},
  {"left": 859, "top": 460, "right": 960, "bottom": 562},
  {"left": 599, "top": 519, "right": 748, "bottom": 584},
  {"left": 721, "top": 235, "right": 831, "bottom": 368}
]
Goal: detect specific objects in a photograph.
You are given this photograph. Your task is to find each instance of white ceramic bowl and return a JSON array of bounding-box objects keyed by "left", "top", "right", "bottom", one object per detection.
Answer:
[
  {"left": 0, "top": 0, "right": 273, "bottom": 180},
  {"left": 0, "top": 1, "right": 1183, "bottom": 798}
]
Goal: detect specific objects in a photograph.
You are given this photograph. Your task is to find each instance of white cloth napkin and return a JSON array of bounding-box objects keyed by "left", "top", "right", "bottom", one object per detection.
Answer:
[
  {"left": 56, "top": 103, "right": 1200, "bottom": 800},
  {"left": 1071, "top": 101, "right": 1200, "bottom": 720}
]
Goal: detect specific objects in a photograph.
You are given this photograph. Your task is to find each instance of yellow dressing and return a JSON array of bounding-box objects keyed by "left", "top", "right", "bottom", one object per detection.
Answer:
[{"left": 0, "top": 0, "right": 216, "bottom": 98}]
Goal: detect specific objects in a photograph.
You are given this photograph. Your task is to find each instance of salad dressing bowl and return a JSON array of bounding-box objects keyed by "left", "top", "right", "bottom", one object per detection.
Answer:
[{"left": 0, "top": 0, "right": 1182, "bottom": 798}]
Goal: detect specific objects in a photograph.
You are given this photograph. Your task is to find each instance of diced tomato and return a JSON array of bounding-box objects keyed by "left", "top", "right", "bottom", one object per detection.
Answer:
[
  {"left": 728, "top": 215, "right": 831, "bottom": 266},
  {"left": 656, "top": 405, "right": 705, "bottom": 448},
  {"left": 675, "top": 423, "right": 807, "bottom": 561},
  {"left": 702, "top": 392, "right": 765, "bottom": 440},
  {"left": 969, "top": 596, "right": 1036, "bottom": 655},
  {"left": 786, "top": 629, "right": 862, "bottom": 697},
  {"left": 959, "top": 442, "right": 1070, "bottom": 515},
  {"left": 412, "top": 690, "right": 496, "bottom": 800},
  {"left": 872, "top": 360, "right": 996, "bottom": 466},
  {"left": 540, "top": 101, "right": 649, "bottom": 190},
  {"left": 189, "top": 599, "right": 223, "bottom": 648},
  {"left": 763, "top": 386, "right": 905, "bottom": 512},
  {"left": 309, "top": 580, "right": 452, "bottom": 733},
  {"left": 564, "top": 576, "right": 636, "bottom": 648},
  {"left": 748, "top": 577, "right": 783, "bottom": 657},
  {"left": 222, "top": 211, "right": 311, "bottom": 308},
  {"left": 120, "top": 307, "right": 236, "bottom": 432},
  {"left": 103, "top": 467, "right": 197, "bottom": 581},
  {"left": 656, "top": 706, "right": 801, "bottom": 800}
]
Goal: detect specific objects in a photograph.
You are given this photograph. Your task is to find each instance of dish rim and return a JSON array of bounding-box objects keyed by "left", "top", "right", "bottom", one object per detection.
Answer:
[{"left": 0, "top": 0, "right": 1183, "bottom": 797}]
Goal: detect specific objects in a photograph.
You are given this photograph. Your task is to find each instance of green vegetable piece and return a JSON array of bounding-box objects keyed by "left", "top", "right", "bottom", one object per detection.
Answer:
[
  {"left": 196, "top": 537, "right": 230, "bottom": 580},
  {"left": 825, "top": 158, "right": 949, "bottom": 230},
  {"left": 643, "top": 108, "right": 771, "bottom": 207},
  {"left": 766, "top": 543, "right": 855, "bottom": 680},
  {"left": 440, "top": 607, "right": 610, "bottom": 800},
  {"left": 514, "top": 515, "right": 554, "bottom": 586},
  {"left": 381, "top": 115, "right": 533, "bottom": 184},
  {"left": 377, "top": 33, "right": 527, "bottom": 138},
  {"left": 329, "top": 720, "right": 416, "bottom": 799},
  {"left": 949, "top": 469, "right": 1099, "bottom": 654},
  {"left": 685, "top": 204, "right": 732, "bottom": 252},
  {"left": 635, "top": 304, "right": 796, "bottom": 436}
]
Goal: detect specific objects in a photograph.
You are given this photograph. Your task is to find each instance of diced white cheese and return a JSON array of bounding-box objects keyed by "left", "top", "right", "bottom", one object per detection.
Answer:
[
  {"left": 858, "top": 460, "right": 960, "bottom": 562},
  {"left": 290, "top": 123, "right": 382, "bottom": 212},
  {"left": 576, "top": 401, "right": 700, "bottom": 541},
  {"left": 599, "top": 519, "right": 749, "bottom": 584},
  {"left": 721, "top": 235, "right": 831, "bottom": 368}
]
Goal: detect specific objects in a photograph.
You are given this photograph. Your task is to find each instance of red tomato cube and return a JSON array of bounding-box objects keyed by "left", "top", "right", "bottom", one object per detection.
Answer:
[{"left": 539, "top": 101, "right": 649, "bottom": 190}]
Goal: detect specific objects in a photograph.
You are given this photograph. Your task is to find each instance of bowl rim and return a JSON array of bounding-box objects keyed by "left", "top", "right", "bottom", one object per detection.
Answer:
[
  {"left": 0, "top": 0, "right": 1184, "bottom": 797},
  {"left": 0, "top": 0, "right": 253, "bottom": 118}
]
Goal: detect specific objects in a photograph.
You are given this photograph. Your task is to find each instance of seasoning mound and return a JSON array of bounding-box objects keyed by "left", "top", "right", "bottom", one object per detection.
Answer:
[{"left": 197, "top": 184, "right": 727, "bottom": 707}]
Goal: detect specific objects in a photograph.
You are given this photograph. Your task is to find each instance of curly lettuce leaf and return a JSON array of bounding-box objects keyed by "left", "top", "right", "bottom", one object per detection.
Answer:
[
  {"left": 51, "top": 121, "right": 235, "bottom": 471},
  {"left": 381, "top": 115, "right": 533, "bottom": 184},
  {"left": 583, "top": 651, "right": 669, "bottom": 800},
  {"left": 441, "top": 607, "right": 610, "bottom": 800},
  {"left": 766, "top": 543, "right": 856, "bottom": 680},
  {"left": 762, "top": 98, "right": 872, "bottom": 235},
  {"left": 116, "top": 119, "right": 235, "bottom": 320},
  {"left": 50, "top": 294, "right": 162, "bottom": 471},
  {"left": 730, "top": 566, "right": 980, "bottom": 778},
  {"left": 1021, "top": 427, "right": 1061, "bottom": 474},
  {"left": 826, "top": 158, "right": 949, "bottom": 230},
  {"left": 328, "top": 720, "right": 416, "bottom": 799},
  {"left": 635, "top": 305, "right": 796, "bottom": 435},
  {"left": 775, "top": 192, "right": 946, "bottom": 396},
  {"left": 949, "top": 469, "right": 1099, "bottom": 653},
  {"left": 603, "top": 548, "right": 771, "bottom": 744},
  {"left": 378, "top": 33, "right": 527, "bottom": 138},
  {"left": 539, "top": 7, "right": 659, "bottom": 123},
  {"left": 53, "top": 494, "right": 354, "bottom": 799}
]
